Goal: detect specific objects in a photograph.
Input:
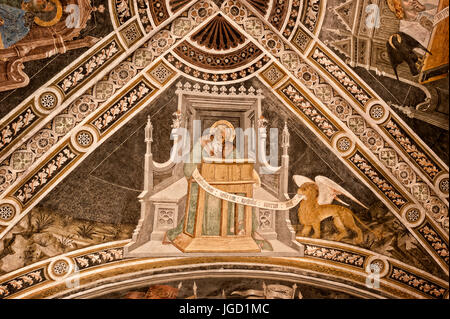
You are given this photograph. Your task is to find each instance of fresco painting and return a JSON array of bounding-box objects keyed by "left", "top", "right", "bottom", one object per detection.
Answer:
[{"left": 0, "top": 0, "right": 448, "bottom": 300}]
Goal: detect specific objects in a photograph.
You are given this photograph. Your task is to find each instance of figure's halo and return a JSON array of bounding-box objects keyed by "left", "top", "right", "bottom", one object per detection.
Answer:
[
  {"left": 210, "top": 120, "right": 236, "bottom": 142},
  {"left": 34, "top": 0, "right": 64, "bottom": 27}
]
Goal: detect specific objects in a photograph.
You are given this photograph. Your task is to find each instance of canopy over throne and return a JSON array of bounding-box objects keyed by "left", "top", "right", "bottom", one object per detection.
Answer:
[{"left": 124, "top": 82, "right": 303, "bottom": 257}]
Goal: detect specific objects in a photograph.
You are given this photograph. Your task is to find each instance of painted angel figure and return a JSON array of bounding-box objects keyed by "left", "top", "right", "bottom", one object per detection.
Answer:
[{"left": 293, "top": 175, "right": 378, "bottom": 244}]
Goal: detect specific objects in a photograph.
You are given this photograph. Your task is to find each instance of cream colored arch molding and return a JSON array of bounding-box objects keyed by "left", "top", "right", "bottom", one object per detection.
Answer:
[
  {"left": 0, "top": 239, "right": 447, "bottom": 299},
  {"left": 0, "top": 0, "right": 447, "bottom": 282}
]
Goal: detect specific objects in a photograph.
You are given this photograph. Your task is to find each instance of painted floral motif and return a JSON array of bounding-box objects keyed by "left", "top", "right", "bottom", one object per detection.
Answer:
[
  {"left": 360, "top": 128, "right": 384, "bottom": 153},
  {"left": 0, "top": 167, "right": 14, "bottom": 193},
  {"left": 350, "top": 152, "right": 407, "bottom": 208},
  {"left": 59, "top": 41, "right": 120, "bottom": 94},
  {"left": 109, "top": 62, "right": 138, "bottom": 87},
  {"left": 281, "top": 51, "right": 300, "bottom": 71},
  {"left": 70, "top": 96, "right": 98, "bottom": 121},
  {"left": 390, "top": 267, "right": 447, "bottom": 298},
  {"left": 311, "top": 48, "right": 371, "bottom": 105},
  {"left": 423, "top": 197, "right": 448, "bottom": 231},
  {"left": 75, "top": 248, "right": 123, "bottom": 269},
  {"left": 0, "top": 108, "right": 37, "bottom": 153},
  {"left": 281, "top": 84, "right": 338, "bottom": 139},
  {"left": 384, "top": 120, "right": 441, "bottom": 179},
  {"left": 418, "top": 224, "right": 449, "bottom": 265},
  {"left": 329, "top": 97, "right": 352, "bottom": 121},
  {"left": 282, "top": 0, "right": 301, "bottom": 37},
  {"left": 10, "top": 151, "right": 34, "bottom": 172},
  {"left": 302, "top": 0, "right": 321, "bottom": 33},
  {"left": 28, "top": 130, "right": 58, "bottom": 158},
  {"left": 171, "top": 18, "right": 193, "bottom": 38},
  {"left": 148, "top": 0, "right": 170, "bottom": 26},
  {"left": 115, "top": 0, "right": 133, "bottom": 25},
  {"left": 261, "top": 32, "right": 284, "bottom": 56},
  {"left": 243, "top": 17, "right": 264, "bottom": 37},
  {"left": 92, "top": 82, "right": 154, "bottom": 133},
  {"left": 14, "top": 147, "right": 77, "bottom": 205},
  {"left": 304, "top": 245, "right": 365, "bottom": 267},
  {"left": 297, "top": 64, "right": 320, "bottom": 87},
  {"left": 137, "top": 0, "right": 152, "bottom": 33},
  {"left": 393, "top": 163, "right": 416, "bottom": 187},
  {"left": 221, "top": 0, "right": 247, "bottom": 24},
  {"left": 149, "top": 30, "right": 176, "bottom": 56},
  {"left": 0, "top": 269, "right": 45, "bottom": 299},
  {"left": 189, "top": 0, "right": 216, "bottom": 24},
  {"left": 268, "top": 0, "right": 290, "bottom": 30}
]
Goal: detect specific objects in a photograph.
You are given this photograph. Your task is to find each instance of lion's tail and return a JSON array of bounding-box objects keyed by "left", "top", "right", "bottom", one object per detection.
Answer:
[{"left": 349, "top": 211, "right": 382, "bottom": 239}]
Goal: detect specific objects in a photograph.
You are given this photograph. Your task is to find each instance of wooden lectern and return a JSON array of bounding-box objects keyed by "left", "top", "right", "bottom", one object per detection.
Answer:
[{"left": 173, "top": 159, "right": 261, "bottom": 253}]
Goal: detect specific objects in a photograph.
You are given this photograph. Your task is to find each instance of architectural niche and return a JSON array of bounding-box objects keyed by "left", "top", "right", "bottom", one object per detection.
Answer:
[{"left": 124, "top": 82, "right": 303, "bottom": 257}]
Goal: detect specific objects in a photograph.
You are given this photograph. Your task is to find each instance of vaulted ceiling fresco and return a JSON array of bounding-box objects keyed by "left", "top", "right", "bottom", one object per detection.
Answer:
[{"left": 0, "top": 0, "right": 448, "bottom": 299}]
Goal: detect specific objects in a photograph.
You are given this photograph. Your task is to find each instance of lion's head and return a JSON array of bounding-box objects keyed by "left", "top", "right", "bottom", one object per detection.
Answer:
[{"left": 297, "top": 182, "right": 319, "bottom": 200}]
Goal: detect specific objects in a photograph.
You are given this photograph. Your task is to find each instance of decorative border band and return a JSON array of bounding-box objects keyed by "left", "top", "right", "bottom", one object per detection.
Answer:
[
  {"left": 309, "top": 45, "right": 372, "bottom": 107},
  {"left": 0, "top": 105, "right": 39, "bottom": 155},
  {"left": 92, "top": 78, "right": 157, "bottom": 134},
  {"left": 278, "top": 80, "right": 341, "bottom": 140},
  {"left": 55, "top": 37, "right": 124, "bottom": 97},
  {"left": 382, "top": 117, "right": 444, "bottom": 181},
  {"left": 348, "top": 149, "right": 408, "bottom": 210},
  {"left": 11, "top": 145, "right": 79, "bottom": 207}
]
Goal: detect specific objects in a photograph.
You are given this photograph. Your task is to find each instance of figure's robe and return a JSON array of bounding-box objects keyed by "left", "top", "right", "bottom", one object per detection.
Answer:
[
  {"left": 0, "top": 0, "right": 32, "bottom": 49},
  {"left": 165, "top": 140, "right": 273, "bottom": 251}
]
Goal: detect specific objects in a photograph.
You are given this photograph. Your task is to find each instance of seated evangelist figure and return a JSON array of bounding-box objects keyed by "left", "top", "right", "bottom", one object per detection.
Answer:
[{"left": 164, "top": 121, "right": 273, "bottom": 251}]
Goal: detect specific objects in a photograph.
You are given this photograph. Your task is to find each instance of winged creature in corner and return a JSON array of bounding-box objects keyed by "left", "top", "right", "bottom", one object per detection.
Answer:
[{"left": 293, "top": 175, "right": 379, "bottom": 244}]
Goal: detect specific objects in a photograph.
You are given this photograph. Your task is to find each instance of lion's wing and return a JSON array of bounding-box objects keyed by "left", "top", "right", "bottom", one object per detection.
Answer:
[
  {"left": 293, "top": 175, "right": 314, "bottom": 187},
  {"left": 315, "top": 176, "right": 367, "bottom": 208}
]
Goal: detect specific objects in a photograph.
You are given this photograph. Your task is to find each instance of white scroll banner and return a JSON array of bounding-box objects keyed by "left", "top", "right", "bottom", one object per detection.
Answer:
[
  {"left": 192, "top": 168, "right": 303, "bottom": 210},
  {"left": 433, "top": 7, "right": 449, "bottom": 26}
]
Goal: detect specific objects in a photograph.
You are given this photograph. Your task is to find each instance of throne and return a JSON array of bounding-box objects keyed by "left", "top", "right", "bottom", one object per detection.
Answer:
[{"left": 124, "top": 82, "right": 303, "bottom": 257}]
